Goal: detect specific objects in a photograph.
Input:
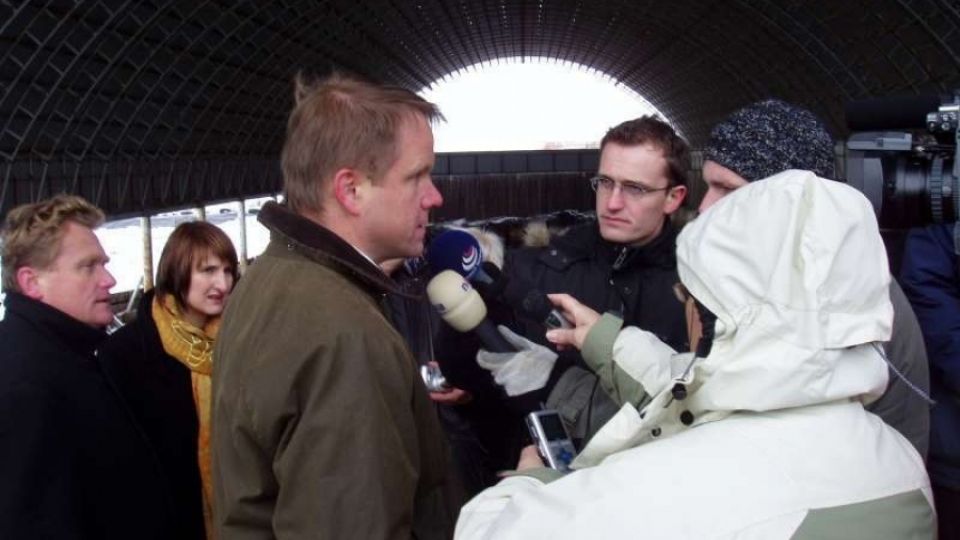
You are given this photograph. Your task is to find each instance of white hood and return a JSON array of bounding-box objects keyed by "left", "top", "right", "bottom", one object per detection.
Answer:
[
  {"left": 677, "top": 170, "right": 892, "bottom": 413},
  {"left": 454, "top": 172, "right": 930, "bottom": 540}
]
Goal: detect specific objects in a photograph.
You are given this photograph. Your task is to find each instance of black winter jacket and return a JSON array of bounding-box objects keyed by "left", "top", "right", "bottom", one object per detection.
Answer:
[
  {"left": 386, "top": 262, "right": 527, "bottom": 491},
  {"left": 505, "top": 220, "right": 688, "bottom": 360},
  {"left": 494, "top": 220, "right": 687, "bottom": 442},
  {"left": 98, "top": 289, "right": 206, "bottom": 540},
  {"left": 0, "top": 292, "right": 172, "bottom": 539}
]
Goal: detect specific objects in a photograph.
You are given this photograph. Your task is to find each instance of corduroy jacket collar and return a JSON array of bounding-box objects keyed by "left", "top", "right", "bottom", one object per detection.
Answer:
[{"left": 257, "top": 201, "right": 418, "bottom": 300}]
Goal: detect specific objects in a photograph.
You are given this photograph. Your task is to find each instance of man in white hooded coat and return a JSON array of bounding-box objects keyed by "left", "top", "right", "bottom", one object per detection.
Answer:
[{"left": 454, "top": 171, "right": 934, "bottom": 539}]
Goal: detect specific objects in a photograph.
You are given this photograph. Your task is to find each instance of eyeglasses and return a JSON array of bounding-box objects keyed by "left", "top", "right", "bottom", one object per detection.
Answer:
[{"left": 589, "top": 175, "right": 672, "bottom": 200}]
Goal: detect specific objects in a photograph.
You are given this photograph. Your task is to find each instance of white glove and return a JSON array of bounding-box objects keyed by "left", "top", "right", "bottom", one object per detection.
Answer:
[{"left": 476, "top": 326, "right": 558, "bottom": 396}]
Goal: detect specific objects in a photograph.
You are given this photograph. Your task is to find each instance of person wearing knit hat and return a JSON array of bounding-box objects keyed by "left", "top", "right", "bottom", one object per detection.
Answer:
[
  {"left": 699, "top": 99, "right": 835, "bottom": 211},
  {"left": 695, "top": 98, "right": 931, "bottom": 462},
  {"left": 455, "top": 171, "right": 935, "bottom": 540}
]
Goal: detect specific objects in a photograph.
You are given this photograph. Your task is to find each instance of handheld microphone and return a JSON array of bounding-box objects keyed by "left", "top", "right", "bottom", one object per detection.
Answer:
[
  {"left": 427, "top": 229, "right": 572, "bottom": 330},
  {"left": 479, "top": 262, "right": 572, "bottom": 330},
  {"left": 426, "top": 270, "right": 515, "bottom": 353},
  {"left": 426, "top": 229, "right": 496, "bottom": 285},
  {"left": 503, "top": 276, "right": 573, "bottom": 330}
]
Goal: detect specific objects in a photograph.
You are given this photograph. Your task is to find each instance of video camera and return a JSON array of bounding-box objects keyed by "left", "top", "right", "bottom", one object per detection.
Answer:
[{"left": 845, "top": 91, "right": 959, "bottom": 228}]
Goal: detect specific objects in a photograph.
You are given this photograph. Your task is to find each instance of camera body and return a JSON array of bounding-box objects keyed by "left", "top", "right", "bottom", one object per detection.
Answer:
[
  {"left": 845, "top": 91, "right": 960, "bottom": 228},
  {"left": 526, "top": 409, "right": 577, "bottom": 472}
]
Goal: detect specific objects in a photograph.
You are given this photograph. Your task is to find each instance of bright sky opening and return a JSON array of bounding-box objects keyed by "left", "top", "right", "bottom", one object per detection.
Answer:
[{"left": 421, "top": 57, "right": 665, "bottom": 152}]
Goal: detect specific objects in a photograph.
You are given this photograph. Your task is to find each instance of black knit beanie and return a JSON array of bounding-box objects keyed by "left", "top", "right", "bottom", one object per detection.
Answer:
[{"left": 703, "top": 99, "right": 836, "bottom": 182}]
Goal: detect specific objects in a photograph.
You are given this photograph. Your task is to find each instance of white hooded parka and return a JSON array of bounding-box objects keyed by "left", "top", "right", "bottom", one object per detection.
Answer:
[{"left": 455, "top": 171, "right": 934, "bottom": 540}]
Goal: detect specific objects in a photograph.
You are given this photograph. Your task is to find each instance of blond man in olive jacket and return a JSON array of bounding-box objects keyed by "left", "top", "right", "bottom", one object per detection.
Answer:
[{"left": 213, "top": 73, "right": 454, "bottom": 540}]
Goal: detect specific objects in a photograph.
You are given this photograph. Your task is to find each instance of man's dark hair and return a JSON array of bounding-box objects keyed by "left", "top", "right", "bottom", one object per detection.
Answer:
[{"left": 600, "top": 116, "right": 690, "bottom": 188}]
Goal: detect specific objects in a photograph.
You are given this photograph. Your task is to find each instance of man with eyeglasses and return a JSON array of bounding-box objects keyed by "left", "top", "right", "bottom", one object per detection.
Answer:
[{"left": 474, "top": 116, "right": 690, "bottom": 446}]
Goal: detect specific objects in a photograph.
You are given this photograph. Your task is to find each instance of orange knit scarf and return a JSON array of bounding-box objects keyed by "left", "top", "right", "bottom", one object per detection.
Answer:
[{"left": 152, "top": 294, "right": 218, "bottom": 539}]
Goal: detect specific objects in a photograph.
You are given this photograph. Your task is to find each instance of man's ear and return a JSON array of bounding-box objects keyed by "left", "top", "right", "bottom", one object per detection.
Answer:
[
  {"left": 664, "top": 185, "right": 688, "bottom": 215},
  {"left": 16, "top": 266, "right": 44, "bottom": 300},
  {"left": 331, "top": 168, "right": 365, "bottom": 216}
]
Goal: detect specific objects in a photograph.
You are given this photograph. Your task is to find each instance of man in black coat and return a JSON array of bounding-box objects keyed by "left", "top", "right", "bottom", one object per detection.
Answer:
[
  {"left": 475, "top": 116, "right": 691, "bottom": 446},
  {"left": 0, "top": 195, "right": 171, "bottom": 539}
]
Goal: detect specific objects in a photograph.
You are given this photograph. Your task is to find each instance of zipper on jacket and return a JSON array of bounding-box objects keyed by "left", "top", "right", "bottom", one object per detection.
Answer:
[{"left": 613, "top": 247, "right": 629, "bottom": 270}]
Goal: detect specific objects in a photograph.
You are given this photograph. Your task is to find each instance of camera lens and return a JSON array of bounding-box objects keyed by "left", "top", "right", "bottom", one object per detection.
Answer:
[{"left": 846, "top": 151, "right": 958, "bottom": 228}]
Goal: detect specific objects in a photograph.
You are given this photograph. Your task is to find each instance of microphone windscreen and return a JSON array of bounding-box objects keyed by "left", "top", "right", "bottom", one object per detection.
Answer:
[
  {"left": 426, "top": 270, "right": 488, "bottom": 332},
  {"left": 502, "top": 276, "right": 552, "bottom": 321},
  {"left": 473, "top": 261, "right": 507, "bottom": 298},
  {"left": 426, "top": 229, "right": 484, "bottom": 279}
]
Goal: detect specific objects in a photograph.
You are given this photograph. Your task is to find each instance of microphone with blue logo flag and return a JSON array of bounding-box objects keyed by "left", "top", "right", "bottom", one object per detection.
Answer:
[
  {"left": 425, "top": 229, "right": 562, "bottom": 396},
  {"left": 426, "top": 229, "right": 571, "bottom": 330}
]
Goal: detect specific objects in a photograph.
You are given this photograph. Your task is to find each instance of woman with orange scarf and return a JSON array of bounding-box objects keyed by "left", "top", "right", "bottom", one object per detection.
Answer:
[{"left": 99, "top": 221, "right": 238, "bottom": 540}]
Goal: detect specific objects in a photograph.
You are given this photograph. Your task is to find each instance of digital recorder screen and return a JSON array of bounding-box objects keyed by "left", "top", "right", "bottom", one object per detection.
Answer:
[{"left": 539, "top": 413, "right": 567, "bottom": 441}]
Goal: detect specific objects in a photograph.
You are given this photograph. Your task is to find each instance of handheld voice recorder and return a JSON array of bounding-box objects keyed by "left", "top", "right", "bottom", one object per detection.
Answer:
[{"left": 525, "top": 409, "right": 577, "bottom": 472}]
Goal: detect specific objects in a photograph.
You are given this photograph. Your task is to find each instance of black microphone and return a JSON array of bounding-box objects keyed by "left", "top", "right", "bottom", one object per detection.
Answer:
[
  {"left": 472, "top": 320, "right": 516, "bottom": 354},
  {"left": 845, "top": 94, "right": 943, "bottom": 131},
  {"left": 426, "top": 270, "right": 515, "bottom": 353},
  {"left": 478, "top": 262, "right": 572, "bottom": 330}
]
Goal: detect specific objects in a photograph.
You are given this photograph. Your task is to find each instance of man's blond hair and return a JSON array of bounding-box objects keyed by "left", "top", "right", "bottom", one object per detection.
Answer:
[
  {"left": 280, "top": 72, "right": 443, "bottom": 215},
  {"left": 2, "top": 194, "right": 105, "bottom": 292}
]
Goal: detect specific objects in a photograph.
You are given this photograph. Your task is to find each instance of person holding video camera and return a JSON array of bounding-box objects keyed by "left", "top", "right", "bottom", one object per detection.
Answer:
[
  {"left": 698, "top": 99, "right": 931, "bottom": 459},
  {"left": 455, "top": 171, "right": 935, "bottom": 540},
  {"left": 901, "top": 222, "right": 960, "bottom": 538}
]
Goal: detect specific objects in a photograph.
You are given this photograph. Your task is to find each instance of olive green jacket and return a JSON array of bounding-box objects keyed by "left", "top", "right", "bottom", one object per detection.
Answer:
[{"left": 213, "top": 202, "right": 454, "bottom": 540}]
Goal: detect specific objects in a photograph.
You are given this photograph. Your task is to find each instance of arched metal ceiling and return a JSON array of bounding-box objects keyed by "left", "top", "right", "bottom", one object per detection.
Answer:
[{"left": 2, "top": 0, "right": 959, "bottom": 217}]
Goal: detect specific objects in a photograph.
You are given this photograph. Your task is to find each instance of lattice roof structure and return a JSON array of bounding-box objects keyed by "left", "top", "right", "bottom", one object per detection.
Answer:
[{"left": 2, "top": 0, "right": 959, "bottom": 216}]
